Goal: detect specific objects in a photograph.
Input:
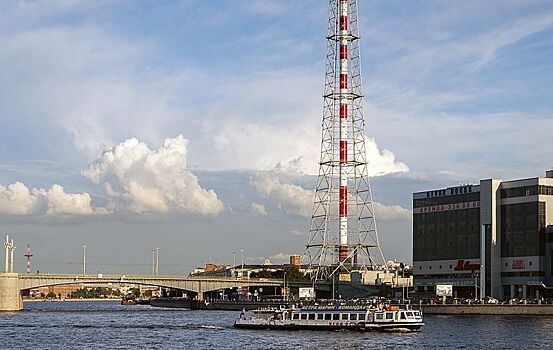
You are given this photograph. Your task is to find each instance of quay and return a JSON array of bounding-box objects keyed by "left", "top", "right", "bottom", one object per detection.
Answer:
[{"left": 420, "top": 304, "right": 553, "bottom": 316}]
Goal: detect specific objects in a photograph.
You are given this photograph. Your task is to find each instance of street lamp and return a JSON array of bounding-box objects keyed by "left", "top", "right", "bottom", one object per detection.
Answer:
[
  {"left": 82, "top": 245, "right": 87, "bottom": 275},
  {"left": 155, "top": 247, "right": 159, "bottom": 275},
  {"left": 240, "top": 249, "right": 244, "bottom": 279},
  {"left": 233, "top": 252, "right": 236, "bottom": 277},
  {"left": 151, "top": 249, "right": 155, "bottom": 275}
]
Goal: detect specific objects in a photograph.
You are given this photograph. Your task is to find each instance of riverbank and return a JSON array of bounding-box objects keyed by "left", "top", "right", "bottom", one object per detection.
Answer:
[
  {"left": 24, "top": 298, "right": 122, "bottom": 303},
  {"left": 420, "top": 304, "right": 553, "bottom": 315}
]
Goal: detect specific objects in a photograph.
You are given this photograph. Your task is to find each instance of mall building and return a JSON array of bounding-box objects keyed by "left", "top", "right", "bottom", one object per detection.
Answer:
[{"left": 413, "top": 170, "right": 553, "bottom": 300}]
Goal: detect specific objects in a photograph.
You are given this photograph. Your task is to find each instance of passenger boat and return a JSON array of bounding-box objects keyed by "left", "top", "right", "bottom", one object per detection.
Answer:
[{"left": 234, "top": 304, "right": 424, "bottom": 332}]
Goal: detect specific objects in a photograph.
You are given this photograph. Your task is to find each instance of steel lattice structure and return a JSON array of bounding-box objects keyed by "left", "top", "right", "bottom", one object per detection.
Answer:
[{"left": 305, "top": 0, "right": 385, "bottom": 282}]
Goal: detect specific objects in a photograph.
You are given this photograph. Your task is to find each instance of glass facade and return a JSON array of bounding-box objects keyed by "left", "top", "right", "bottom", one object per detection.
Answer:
[
  {"left": 413, "top": 192, "right": 480, "bottom": 261},
  {"left": 501, "top": 202, "right": 546, "bottom": 257}
]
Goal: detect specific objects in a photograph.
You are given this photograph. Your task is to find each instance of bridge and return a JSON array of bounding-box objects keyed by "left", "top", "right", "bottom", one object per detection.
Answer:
[{"left": 0, "top": 272, "right": 283, "bottom": 311}]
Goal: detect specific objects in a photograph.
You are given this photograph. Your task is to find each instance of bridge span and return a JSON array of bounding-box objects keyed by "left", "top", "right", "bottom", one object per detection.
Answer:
[{"left": 0, "top": 272, "right": 283, "bottom": 311}]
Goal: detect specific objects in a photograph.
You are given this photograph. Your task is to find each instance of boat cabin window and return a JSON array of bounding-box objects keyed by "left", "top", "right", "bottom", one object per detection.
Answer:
[
  {"left": 350, "top": 314, "right": 357, "bottom": 321},
  {"left": 375, "top": 313, "right": 383, "bottom": 320},
  {"left": 309, "top": 314, "right": 316, "bottom": 320},
  {"left": 301, "top": 314, "right": 307, "bottom": 320},
  {"left": 292, "top": 314, "right": 299, "bottom": 320},
  {"left": 324, "top": 313, "right": 332, "bottom": 320},
  {"left": 400, "top": 312, "right": 406, "bottom": 320},
  {"left": 317, "top": 314, "right": 324, "bottom": 320},
  {"left": 332, "top": 313, "right": 340, "bottom": 320},
  {"left": 406, "top": 312, "right": 414, "bottom": 319},
  {"left": 341, "top": 314, "right": 349, "bottom": 321},
  {"left": 358, "top": 314, "right": 366, "bottom": 320},
  {"left": 385, "top": 312, "right": 394, "bottom": 320}
]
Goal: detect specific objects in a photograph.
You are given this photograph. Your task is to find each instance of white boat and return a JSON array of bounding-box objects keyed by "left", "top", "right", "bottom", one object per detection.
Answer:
[{"left": 234, "top": 304, "right": 424, "bottom": 332}]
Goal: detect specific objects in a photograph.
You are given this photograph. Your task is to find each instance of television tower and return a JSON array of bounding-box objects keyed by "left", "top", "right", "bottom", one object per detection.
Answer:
[
  {"left": 305, "top": 0, "right": 385, "bottom": 282},
  {"left": 24, "top": 244, "right": 33, "bottom": 274}
]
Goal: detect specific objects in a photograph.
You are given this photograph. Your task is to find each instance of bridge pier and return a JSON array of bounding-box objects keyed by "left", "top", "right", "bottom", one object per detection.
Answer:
[{"left": 0, "top": 273, "right": 22, "bottom": 311}]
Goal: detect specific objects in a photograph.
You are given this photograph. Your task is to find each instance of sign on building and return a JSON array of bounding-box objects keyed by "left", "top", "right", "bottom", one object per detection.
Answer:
[
  {"left": 436, "top": 284, "right": 453, "bottom": 297},
  {"left": 299, "top": 287, "right": 315, "bottom": 299}
]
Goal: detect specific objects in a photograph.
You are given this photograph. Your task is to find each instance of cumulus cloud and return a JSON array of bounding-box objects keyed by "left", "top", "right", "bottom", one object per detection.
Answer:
[
  {"left": 0, "top": 182, "right": 95, "bottom": 216},
  {"left": 82, "top": 135, "right": 224, "bottom": 216},
  {"left": 250, "top": 202, "right": 268, "bottom": 216},
  {"left": 251, "top": 172, "right": 313, "bottom": 217},
  {"left": 206, "top": 118, "right": 409, "bottom": 177},
  {"left": 365, "top": 137, "right": 409, "bottom": 176},
  {"left": 251, "top": 162, "right": 411, "bottom": 221}
]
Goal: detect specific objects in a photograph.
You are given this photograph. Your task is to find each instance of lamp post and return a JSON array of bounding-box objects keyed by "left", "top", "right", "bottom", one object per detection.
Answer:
[
  {"left": 82, "top": 245, "right": 87, "bottom": 275},
  {"left": 155, "top": 247, "right": 159, "bottom": 275},
  {"left": 151, "top": 249, "right": 155, "bottom": 275},
  {"left": 233, "top": 252, "right": 236, "bottom": 277},
  {"left": 240, "top": 249, "right": 244, "bottom": 279}
]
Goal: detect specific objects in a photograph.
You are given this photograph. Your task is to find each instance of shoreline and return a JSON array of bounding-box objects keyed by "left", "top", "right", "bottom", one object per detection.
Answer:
[
  {"left": 24, "top": 298, "right": 123, "bottom": 303},
  {"left": 420, "top": 304, "right": 553, "bottom": 315}
]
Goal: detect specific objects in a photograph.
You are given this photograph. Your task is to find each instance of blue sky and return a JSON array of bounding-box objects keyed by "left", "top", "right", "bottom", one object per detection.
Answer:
[{"left": 0, "top": 0, "right": 552, "bottom": 274}]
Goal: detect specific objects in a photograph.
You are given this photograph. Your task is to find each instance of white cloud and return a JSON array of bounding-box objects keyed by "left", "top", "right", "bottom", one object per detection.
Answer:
[
  {"left": 82, "top": 135, "right": 224, "bottom": 216},
  {"left": 289, "top": 230, "right": 305, "bottom": 236},
  {"left": 0, "top": 182, "right": 95, "bottom": 216},
  {"left": 251, "top": 163, "right": 411, "bottom": 222},
  {"left": 250, "top": 202, "right": 268, "bottom": 216},
  {"left": 251, "top": 172, "right": 313, "bottom": 218},
  {"left": 372, "top": 202, "right": 411, "bottom": 221},
  {"left": 41, "top": 184, "right": 95, "bottom": 216},
  {"left": 0, "top": 182, "right": 40, "bottom": 215}
]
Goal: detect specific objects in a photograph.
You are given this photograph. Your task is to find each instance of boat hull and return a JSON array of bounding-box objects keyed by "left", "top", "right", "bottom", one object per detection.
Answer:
[{"left": 234, "top": 321, "right": 424, "bottom": 332}]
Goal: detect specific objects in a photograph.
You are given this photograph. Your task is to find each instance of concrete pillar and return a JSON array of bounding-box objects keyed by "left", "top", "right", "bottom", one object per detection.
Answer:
[
  {"left": 0, "top": 273, "right": 22, "bottom": 311},
  {"left": 522, "top": 285, "right": 527, "bottom": 300},
  {"left": 196, "top": 291, "right": 203, "bottom": 300},
  {"left": 510, "top": 284, "right": 515, "bottom": 299}
]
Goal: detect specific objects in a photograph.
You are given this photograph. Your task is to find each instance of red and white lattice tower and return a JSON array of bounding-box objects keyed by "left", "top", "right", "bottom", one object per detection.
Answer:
[
  {"left": 305, "top": 0, "right": 385, "bottom": 281},
  {"left": 24, "top": 244, "right": 33, "bottom": 274}
]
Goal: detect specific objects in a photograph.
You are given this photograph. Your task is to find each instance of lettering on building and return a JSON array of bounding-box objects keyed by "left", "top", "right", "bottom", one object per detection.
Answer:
[
  {"left": 414, "top": 201, "right": 480, "bottom": 215},
  {"left": 512, "top": 259, "right": 525, "bottom": 270},
  {"left": 453, "top": 260, "right": 480, "bottom": 272}
]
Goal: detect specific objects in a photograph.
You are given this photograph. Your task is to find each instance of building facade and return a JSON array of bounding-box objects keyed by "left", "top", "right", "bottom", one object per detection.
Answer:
[{"left": 413, "top": 170, "right": 553, "bottom": 300}]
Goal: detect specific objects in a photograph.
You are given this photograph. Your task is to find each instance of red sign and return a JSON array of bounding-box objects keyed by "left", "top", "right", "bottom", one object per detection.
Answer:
[
  {"left": 454, "top": 260, "right": 480, "bottom": 272},
  {"left": 512, "top": 259, "right": 525, "bottom": 269}
]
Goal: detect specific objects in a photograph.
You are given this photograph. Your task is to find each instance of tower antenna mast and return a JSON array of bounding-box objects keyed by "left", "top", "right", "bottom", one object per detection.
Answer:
[{"left": 305, "top": 0, "right": 385, "bottom": 282}]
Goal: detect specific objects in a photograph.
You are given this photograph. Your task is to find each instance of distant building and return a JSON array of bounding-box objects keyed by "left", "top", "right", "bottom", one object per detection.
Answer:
[{"left": 413, "top": 170, "right": 553, "bottom": 300}]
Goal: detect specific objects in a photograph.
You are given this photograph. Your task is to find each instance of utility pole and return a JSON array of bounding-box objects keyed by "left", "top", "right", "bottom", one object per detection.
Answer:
[
  {"left": 240, "top": 249, "right": 244, "bottom": 279},
  {"left": 4, "top": 234, "right": 9, "bottom": 273},
  {"left": 82, "top": 245, "right": 87, "bottom": 275},
  {"left": 155, "top": 247, "right": 159, "bottom": 275},
  {"left": 151, "top": 249, "right": 155, "bottom": 275}
]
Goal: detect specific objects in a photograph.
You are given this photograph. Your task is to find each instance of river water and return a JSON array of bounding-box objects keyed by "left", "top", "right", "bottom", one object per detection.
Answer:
[{"left": 0, "top": 301, "right": 551, "bottom": 349}]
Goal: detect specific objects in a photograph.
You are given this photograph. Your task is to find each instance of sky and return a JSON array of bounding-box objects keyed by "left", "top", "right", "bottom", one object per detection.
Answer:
[{"left": 0, "top": 0, "right": 552, "bottom": 274}]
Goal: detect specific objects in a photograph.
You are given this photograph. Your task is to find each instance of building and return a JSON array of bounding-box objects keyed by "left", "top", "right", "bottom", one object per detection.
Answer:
[{"left": 413, "top": 170, "right": 553, "bottom": 300}]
